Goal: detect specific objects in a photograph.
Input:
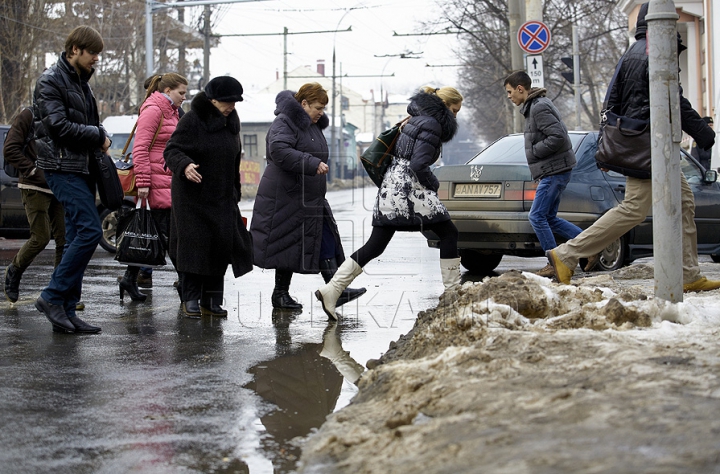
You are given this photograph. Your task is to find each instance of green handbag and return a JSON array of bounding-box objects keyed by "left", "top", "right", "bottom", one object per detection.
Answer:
[{"left": 360, "top": 116, "right": 410, "bottom": 187}]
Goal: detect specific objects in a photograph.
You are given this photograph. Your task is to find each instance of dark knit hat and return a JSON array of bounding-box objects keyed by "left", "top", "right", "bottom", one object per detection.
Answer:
[{"left": 205, "top": 76, "right": 244, "bottom": 102}]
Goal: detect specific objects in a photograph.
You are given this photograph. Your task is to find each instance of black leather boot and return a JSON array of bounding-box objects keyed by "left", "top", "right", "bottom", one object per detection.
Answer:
[
  {"left": 183, "top": 300, "right": 201, "bottom": 318},
  {"left": 271, "top": 270, "right": 303, "bottom": 310},
  {"left": 119, "top": 266, "right": 147, "bottom": 302},
  {"left": 319, "top": 258, "right": 367, "bottom": 307},
  {"left": 4, "top": 263, "right": 22, "bottom": 303},
  {"left": 68, "top": 316, "right": 102, "bottom": 334},
  {"left": 35, "top": 296, "right": 75, "bottom": 333}
]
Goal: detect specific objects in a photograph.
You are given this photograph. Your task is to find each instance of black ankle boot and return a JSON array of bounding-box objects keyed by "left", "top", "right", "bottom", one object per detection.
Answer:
[
  {"left": 272, "top": 270, "right": 302, "bottom": 310},
  {"left": 319, "top": 258, "right": 367, "bottom": 307},
  {"left": 183, "top": 300, "right": 201, "bottom": 318},
  {"left": 119, "top": 267, "right": 147, "bottom": 302},
  {"left": 200, "top": 302, "right": 228, "bottom": 317},
  {"left": 4, "top": 263, "right": 22, "bottom": 303}
]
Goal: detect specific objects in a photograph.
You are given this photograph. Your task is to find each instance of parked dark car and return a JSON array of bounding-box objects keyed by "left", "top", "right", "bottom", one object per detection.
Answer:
[
  {"left": 422, "top": 131, "right": 720, "bottom": 273},
  {"left": 0, "top": 123, "right": 133, "bottom": 253}
]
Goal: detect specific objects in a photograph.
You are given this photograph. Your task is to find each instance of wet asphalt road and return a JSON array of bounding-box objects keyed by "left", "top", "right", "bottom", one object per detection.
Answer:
[{"left": 0, "top": 187, "right": 498, "bottom": 473}]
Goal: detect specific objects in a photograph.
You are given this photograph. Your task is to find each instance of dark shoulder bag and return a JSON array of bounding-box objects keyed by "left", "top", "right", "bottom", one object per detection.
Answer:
[
  {"left": 360, "top": 116, "right": 410, "bottom": 187},
  {"left": 91, "top": 150, "right": 124, "bottom": 210},
  {"left": 594, "top": 55, "right": 652, "bottom": 179}
]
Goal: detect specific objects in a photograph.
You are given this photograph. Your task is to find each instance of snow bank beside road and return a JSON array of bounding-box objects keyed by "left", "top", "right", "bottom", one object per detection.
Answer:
[{"left": 297, "top": 267, "right": 720, "bottom": 473}]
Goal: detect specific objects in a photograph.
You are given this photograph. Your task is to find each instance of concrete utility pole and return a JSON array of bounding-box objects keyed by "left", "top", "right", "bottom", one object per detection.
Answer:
[
  {"left": 572, "top": 25, "right": 581, "bottom": 129},
  {"left": 203, "top": 5, "right": 211, "bottom": 87},
  {"left": 647, "top": 0, "right": 683, "bottom": 302},
  {"left": 508, "top": 0, "right": 524, "bottom": 133}
]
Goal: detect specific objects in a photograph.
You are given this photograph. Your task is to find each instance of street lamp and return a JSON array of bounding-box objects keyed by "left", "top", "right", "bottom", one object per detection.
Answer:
[
  {"left": 373, "top": 52, "right": 423, "bottom": 136},
  {"left": 330, "top": 6, "right": 361, "bottom": 182}
]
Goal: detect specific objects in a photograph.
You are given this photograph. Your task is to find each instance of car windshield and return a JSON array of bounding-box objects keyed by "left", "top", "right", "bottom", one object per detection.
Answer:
[
  {"left": 467, "top": 134, "right": 586, "bottom": 165},
  {"left": 107, "top": 133, "right": 133, "bottom": 161}
]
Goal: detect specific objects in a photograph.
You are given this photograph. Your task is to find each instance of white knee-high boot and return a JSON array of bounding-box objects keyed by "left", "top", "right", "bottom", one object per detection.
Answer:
[
  {"left": 315, "top": 258, "right": 363, "bottom": 320},
  {"left": 440, "top": 257, "right": 462, "bottom": 290}
]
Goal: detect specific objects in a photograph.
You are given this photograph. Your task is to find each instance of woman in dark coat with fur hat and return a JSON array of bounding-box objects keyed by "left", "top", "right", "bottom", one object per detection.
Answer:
[
  {"left": 164, "top": 76, "right": 253, "bottom": 318},
  {"left": 251, "top": 82, "right": 365, "bottom": 310},
  {"left": 316, "top": 86, "right": 463, "bottom": 320}
]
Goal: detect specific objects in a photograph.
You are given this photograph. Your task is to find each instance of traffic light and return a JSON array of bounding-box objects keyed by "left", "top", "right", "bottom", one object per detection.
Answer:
[{"left": 561, "top": 57, "right": 577, "bottom": 83}]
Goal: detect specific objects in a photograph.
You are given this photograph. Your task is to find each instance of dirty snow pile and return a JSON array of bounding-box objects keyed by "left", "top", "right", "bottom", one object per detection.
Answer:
[{"left": 297, "top": 265, "right": 720, "bottom": 473}]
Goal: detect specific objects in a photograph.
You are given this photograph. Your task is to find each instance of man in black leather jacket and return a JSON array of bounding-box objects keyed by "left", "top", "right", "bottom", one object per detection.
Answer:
[
  {"left": 33, "top": 26, "right": 111, "bottom": 334},
  {"left": 547, "top": 2, "right": 719, "bottom": 292}
]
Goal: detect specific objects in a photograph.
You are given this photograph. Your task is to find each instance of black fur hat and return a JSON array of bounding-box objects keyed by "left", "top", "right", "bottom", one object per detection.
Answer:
[{"left": 205, "top": 76, "right": 244, "bottom": 102}]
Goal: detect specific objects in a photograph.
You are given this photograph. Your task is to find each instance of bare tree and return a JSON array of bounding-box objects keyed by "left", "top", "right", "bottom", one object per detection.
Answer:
[
  {"left": 436, "top": 0, "right": 628, "bottom": 144},
  {"left": 0, "top": 0, "right": 52, "bottom": 122},
  {"left": 0, "top": 0, "right": 204, "bottom": 123}
]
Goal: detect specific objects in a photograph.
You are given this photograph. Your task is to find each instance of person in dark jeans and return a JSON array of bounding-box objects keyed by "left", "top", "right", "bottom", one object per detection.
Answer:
[
  {"left": 3, "top": 108, "right": 65, "bottom": 303},
  {"left": 503, "top": 70, "right": 600, "bottom": 277},
  {"left": 32, "top": 26, "right": 110, "bottom": 334}
]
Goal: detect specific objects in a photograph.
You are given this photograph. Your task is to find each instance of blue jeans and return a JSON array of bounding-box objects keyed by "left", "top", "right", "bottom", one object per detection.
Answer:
[
  {"left": 41, "top": 171, "right": 102, "bottom": 316},
  {"left": 528, "top": 171, "right": 582, "bottom": 252}
]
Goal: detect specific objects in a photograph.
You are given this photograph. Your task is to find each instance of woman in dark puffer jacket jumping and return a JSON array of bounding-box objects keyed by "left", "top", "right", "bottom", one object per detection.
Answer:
[{"left": 316, "top": 85, "right": 463, "bottom": 320}]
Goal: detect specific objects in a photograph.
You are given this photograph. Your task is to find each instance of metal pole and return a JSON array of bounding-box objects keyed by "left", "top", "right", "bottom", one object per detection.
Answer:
[
  {"left": 146, "top": 0, "right": 153, "bottom": 76},
  {"left": 647, "top": 0, "right": 682, "bottom": 302},
  {"left": 572, "top": 25, "right": 581, "bottom": 129},
  {"left": 283, "top": 27, "right": 288, "bottom": 90},
  {"left": 203, "top": 5, "right": 211, "bottom": 87},
  {"left": 330, "top": 46, "right": 336, "bottom": 183},
  {"left": 508, "top": 0, "right": 524, "bottom": 133}
]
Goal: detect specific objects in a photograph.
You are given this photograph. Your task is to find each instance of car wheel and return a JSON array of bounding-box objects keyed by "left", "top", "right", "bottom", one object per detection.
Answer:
[
  {"left": 99, "top": 205, "right": 131, "bottom": 253},
  {"left": 460, "top": 251, "right": 503, "bottom": 274},
  {"left": 594, "top": 236, "right": 626, "bottom": 271},
  {"left": 711, "top": 254, "right": 720, "bottom": 263}
]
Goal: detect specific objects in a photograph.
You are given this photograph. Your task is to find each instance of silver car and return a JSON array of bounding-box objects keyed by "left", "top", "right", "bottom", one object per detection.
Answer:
[{"left": 423, "top": 131, "right": 720, "bottom": 273}]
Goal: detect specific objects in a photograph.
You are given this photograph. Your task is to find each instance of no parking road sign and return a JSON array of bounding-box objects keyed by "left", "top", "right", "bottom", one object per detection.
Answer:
[{"left": 518, "top": 21, "right": 551, "bottom": 54}]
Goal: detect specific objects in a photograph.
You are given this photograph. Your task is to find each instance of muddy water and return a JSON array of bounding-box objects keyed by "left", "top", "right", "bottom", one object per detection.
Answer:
[{"left": 0, "top": 188, "right": 450, "bottom": 473}]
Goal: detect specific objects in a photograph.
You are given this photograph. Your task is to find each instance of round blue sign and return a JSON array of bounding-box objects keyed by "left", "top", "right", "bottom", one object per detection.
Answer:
[{"left": 517, "top": 21, "right": 551, "bottom": 54}]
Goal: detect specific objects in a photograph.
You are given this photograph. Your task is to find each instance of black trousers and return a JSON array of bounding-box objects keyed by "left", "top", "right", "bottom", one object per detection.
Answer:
[
  {"left": 181, "top": 272, "right": 224, "bottom": 306},
  {"left": 352, "top": 221, "right": 458, "bottom": 268}
]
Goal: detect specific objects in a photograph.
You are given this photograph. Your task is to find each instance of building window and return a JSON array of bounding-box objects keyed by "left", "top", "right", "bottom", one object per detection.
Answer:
[
  {"left": 341, "top": 95, "right": 349, "bottom": 111},
  {"left": 243, "top": 134, "right": 258, "bottom": 158}
]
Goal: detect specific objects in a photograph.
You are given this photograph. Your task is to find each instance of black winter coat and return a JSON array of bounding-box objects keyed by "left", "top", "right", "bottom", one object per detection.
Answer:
[
  {"left": 32, "top": 53, "right": 107, "bottom": 174},
  {"left": 373, "top": 91, "right": 458, "bottom": 228},
  {"left": 520, "top": 88, "right": 576, "bottom": 180},
  {"left": 607, "top": 3, "right": 715, "bottom": 151},
  {"left": 251, "top": 90, "right": 344, "bottom": 273},
  {"left": 163, "top": 92, "right": 253, "bottom": 278}
]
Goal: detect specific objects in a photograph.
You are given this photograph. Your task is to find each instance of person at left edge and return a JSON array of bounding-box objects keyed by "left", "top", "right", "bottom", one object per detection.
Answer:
[
  {"left": 164, "top": 76, "right": 254, "bottom": 318},
  {"left": 32, "top": 26, "right": 109, "bottom": 334},
  {"left": 3, "top": 107, "right": 65, "bottom": 304}
]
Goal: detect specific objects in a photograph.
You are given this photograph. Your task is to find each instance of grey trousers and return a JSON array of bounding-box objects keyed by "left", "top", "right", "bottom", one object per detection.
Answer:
[{"left": 553, "top": 174, "right": 700, "bottom": 284}]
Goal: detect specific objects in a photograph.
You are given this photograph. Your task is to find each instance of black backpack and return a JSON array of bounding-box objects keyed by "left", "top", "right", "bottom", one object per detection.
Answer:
[{"left": 3, "top": 108, "right": 34, "bottom": 178}]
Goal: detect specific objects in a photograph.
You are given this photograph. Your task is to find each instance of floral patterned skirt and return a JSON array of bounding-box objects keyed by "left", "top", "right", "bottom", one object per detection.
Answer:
[{"left": 372, "top": 158, "right": 450, "bottom": 229}]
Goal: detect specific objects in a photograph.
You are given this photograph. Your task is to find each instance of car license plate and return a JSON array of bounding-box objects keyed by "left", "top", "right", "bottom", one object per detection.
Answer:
[{"left": 453, "top": 183, "right": 502, "bottom": 198}]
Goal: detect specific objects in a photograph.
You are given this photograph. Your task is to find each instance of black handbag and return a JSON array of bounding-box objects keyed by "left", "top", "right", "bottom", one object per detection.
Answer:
[
  {"left": 91, "top": 151, "right": 124, "bottom": 210},
  {"left": 361, "top": 116, "right": 410, "bottom": 187},
  {"left": 594, "top": 54, "right": 652, "bottom": 179},
  {"left": 115, "top": 200, "right": 167, "bottom": 267}
]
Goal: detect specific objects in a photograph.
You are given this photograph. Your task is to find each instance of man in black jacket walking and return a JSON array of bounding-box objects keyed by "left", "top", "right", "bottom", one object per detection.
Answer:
[
  {"left": 547, "top": 2, "right": 719, "bottom": 292},
  {"left": 32, "top": 26, "right": 110, "bottom": 334}
]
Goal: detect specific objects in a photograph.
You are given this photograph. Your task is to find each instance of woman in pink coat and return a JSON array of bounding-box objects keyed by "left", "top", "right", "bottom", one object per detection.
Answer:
[{"left": 119, "top": 73, "right": 188, "bottom": 301}]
